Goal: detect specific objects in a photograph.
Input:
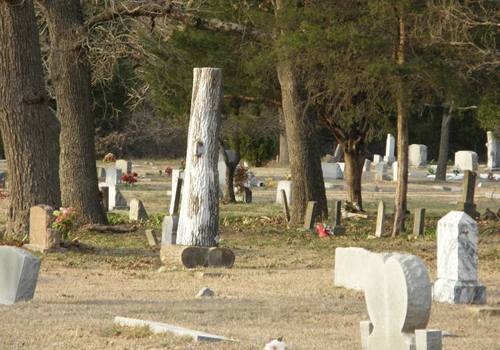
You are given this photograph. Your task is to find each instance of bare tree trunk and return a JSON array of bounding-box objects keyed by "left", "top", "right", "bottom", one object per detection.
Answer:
[
  {"left": 392, "top": 17, "right": 409, "bottom": 237},
  {"left": 435, "top": 104, "right": 453, "bottom": 182},
  {"left": 176, "top": 68, "right": 222, "bottom": 247},
  {"left": 38, "top": 0, "right": 106, "bottom": 224},
  {"left": 276, "top": 60, "right": 328, "bottom": 223},
  {"left": 0, "top": 0, "right": 61, "bottom": 238},
  {"left": 344, "top": 147, "right": 364, "bottom": 211}
]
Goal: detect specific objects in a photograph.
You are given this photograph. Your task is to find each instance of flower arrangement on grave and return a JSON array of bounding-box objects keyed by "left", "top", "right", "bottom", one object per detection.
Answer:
[
  {"left": 165, "top": 166, "right": 173, "bottom": 176},
  {"left": 121, "top": 172, "right": 138, "bottom": 186},
  {"left": 52, "top": 207, "right": 77, "bottom": 240},
  {"left": 233, "top": 166, "right": 249, "bottom": 193},
  {"left": 265, "top": 177, "right": 276, "bottom": 188},
  {"left": 103, "top": 153, "right": 116, "bottom": 163}
]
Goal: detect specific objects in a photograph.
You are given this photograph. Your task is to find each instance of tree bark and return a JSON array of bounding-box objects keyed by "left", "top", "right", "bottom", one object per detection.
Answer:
[
  {"left": 38, "top": 0, "right": 106, "bottom": 224},
  {"left": 176, "top": 68, "right": 222, "bottom": 247},
  {"left": 0, "top": 0, "right": 61, "bottom": 238},
  {"left": 343, "top": 147, "right": 365, "bottom": 211},
  {"left": 392, "top": 16, "right": 409, "bottom": 237},
  {"left": 435, "top": 104, "right": 453, "bottom": 182},
  {"left": 221, "top": 133, "right": 241, "bottom": 203},
  {"left": 278, "top": 108, "right": 289, "bottom": 166},
  {"left": 276, "top": 60, "right": 328, "bottom": 223}
]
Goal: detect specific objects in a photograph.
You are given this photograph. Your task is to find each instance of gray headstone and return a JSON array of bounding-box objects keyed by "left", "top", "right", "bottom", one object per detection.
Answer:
[
  {"left": 458, "top": 171, "right": 477, "bottom": 217},
  {"left": 413, "top": 208, "right": 426, "bottom": 237},
  {"left": 27, "top": 205, "right": 59, "bottom": 252},
  {"left": 332, "top": 200, "right": 345, "bottom": 235},
  {"left": 0, "top": 246, "right": 41, "bottom": 305},
  {"left": 161, "top": 215, "right": 178, "bottom": 246},
  {"left": 129, "top": 199, "right": 148, "bottom": 221},
  {"left": 196, "top": 287, "right": 214, "bottom": 298},
  {"left": 304, "top": 201, "right": 318, "bottom": 230},
  {"left": 415, "top": 330, "right": 443, "bottom": 350},
  {"left": 375, "top": 162, "right": 388, "bottom": 181},
  {"left": 169, "top": 172, "right": 183, "bottom": 215},
  {"left": 384, "top": 133, "right": 396, "bottom": 164},
  {"left": 375, "top": 201, "right": 385, "bottom": 237},
  {"left": 433, "top": 211, "right": 486, "bottom": 304}
]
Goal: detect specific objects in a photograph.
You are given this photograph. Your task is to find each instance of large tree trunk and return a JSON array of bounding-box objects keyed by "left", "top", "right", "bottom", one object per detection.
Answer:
[
  {"left": 0, "top": 0, "right": 61, "bottom": 238},
  {"left": 278, "top": 109, "right": 289, "bottom": 166},
  {"left": 343, "top": 147, "right": 365, "bottom": 211},
  {"left": 39, "top": 0, "right": 106, "bottom": 224},
  {"left": 176, "top": 68, "right": 222, "bottom": 247},
  {"left": 392, "top": 16, "right": 409, "bottom": 237},
  {"left": 435, "top": 104, "right": 453, "bottom": 182},
  {"left": 222, "top": 133, "right": 241, "bottom": 203},
  {"left": 276, "top": 60, "right": 328, "bottom": 224}
]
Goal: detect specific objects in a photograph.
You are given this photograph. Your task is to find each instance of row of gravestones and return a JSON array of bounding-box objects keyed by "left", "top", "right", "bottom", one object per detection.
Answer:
[
  {"left": 0, "top": 209, "right": 485, "bottom": 350},
  {"left": 334, "top": 209, "right": 486, "bottom": 350}
]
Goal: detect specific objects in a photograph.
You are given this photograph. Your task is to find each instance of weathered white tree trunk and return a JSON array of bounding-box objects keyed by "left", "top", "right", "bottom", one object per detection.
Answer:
[{"left": 176, "top": 68, "right": 223, "bottom": 247}]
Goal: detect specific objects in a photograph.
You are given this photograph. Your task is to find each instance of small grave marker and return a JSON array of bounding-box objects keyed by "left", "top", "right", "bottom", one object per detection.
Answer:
[
  {"left": 375, "top": 201, "right": 385, "bottom": 237},
  {"left": 304, "top": 201, "right": 318, "bottom": 229},
  {"left": 144, "top": 229, "right": 158, "bottom": 247},
  {"left": 413, "top": 208, "right": 426, "bottom": 237},
  {"left": 331, "top": 200, "right": 345, "bottom": 235},
  {"left": 25, "top": 205, "right": 59, "bottom": 252},
  {"left": 458, "top": 170, "right": 477, "bottom": 217}
]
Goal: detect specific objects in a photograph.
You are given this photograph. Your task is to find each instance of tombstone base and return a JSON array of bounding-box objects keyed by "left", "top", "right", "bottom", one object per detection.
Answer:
[
  {"left": 433, "top": 279, "right": 486, "bottom": 304},
  {"left": 160, "top": 245, "right": 235, "bottom": 269}
]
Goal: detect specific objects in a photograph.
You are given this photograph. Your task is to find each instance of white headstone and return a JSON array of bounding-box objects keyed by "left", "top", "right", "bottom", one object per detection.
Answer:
[
  {"left": 0, "top": 246, "right": 41, "bottom": 305},
  {"left": 486, "top": 131, "right": 499, "bottom": 170},
  {"left": 321, "top": 162, "right": 344, "bottom": 179},
  {"left": 105, "top": 165, "right": 118, "bottom": 186},
  {"left": 433, "top": 211, "right": 486, "bottom": 304},
  {"left": 373, "top": 154, "right": 382, "bottom": 165},
  {"left": 116, "top": 159, "right": 132, "bottom": 174},
  {"left": 334, "top": 248, "right": 441, "bottom": 350},
  {"left": 392, "top": 161, "right": 398, "bottom": 181},
  {"left": 276, "top": 181, "right": 292, "bottom": 206},
  {"left": 454, "top": 151, "right": 478, "bottom": 171},
  {"left": 217, "top": 161, "right": 226, "bottom": 185},
  {"left": 129, "top": 199, "right": 148, "bottom": 221},
  {"left": 384, "top": 134, "right": 396, "bottom": 164},
  {"left": 409, "top": 144, "right": 428, "bottom": 167}
]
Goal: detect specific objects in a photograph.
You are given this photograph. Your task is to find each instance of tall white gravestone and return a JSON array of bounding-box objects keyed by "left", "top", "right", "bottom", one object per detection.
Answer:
[
  {"left": 486, "top": 131, "right": 499, "bottom": 170},
  {"left": 384, "top": 133, "right": 396, "bottom": 164},
  {"left": 433, "top": 211, "right": 486, "bottom": 304},
  {"left": 176, "top": 68, "right": 222, "bottom": 247}
]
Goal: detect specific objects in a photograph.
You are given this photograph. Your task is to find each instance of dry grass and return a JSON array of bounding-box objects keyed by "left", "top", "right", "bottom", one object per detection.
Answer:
[{"left": 0, "top": 161, "right": 499, "bottom": 349}]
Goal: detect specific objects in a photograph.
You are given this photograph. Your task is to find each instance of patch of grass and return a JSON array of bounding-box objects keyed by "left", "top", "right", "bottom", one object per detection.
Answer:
[{"left": 107, "top": 213, "right": 129, "bottom": 225}]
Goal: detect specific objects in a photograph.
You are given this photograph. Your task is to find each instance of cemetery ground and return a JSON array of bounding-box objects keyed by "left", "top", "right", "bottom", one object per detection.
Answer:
[{"left": 0, "top": 162, "right": 499, "bottom": 349}]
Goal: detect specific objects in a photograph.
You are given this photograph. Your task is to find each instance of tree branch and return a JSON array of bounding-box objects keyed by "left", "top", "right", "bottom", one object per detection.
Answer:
[{"left": 86, "top": 1, "right": 267, "bottom": 40}]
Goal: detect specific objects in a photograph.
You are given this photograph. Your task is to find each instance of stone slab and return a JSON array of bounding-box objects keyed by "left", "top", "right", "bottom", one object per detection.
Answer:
[
  {"left": 161, "top": 215, "right": 178, "bottom": 246},
  {"left": 114, "top": 316, "right": 236, "bottom": 342},
  {"left": 29, "top": 205, "right": 59, "bottom": 252},
  {"left": 334, "top": 247, "right": 371, "bottom": 291},
  {"left": 415, "top": 329, "right": 442, "bottom": 350},
  {"left": 454, "top": 151, "right": 478, "bottom": 171},
  {"left": 276, "top": 181, "right": 292, "bottom": 206},
  {"left": 144, "top": 229, "right": 158, "bottom": 247},
  {"left": 0, "top": 246, "right": 41, "bottom": 305}
]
